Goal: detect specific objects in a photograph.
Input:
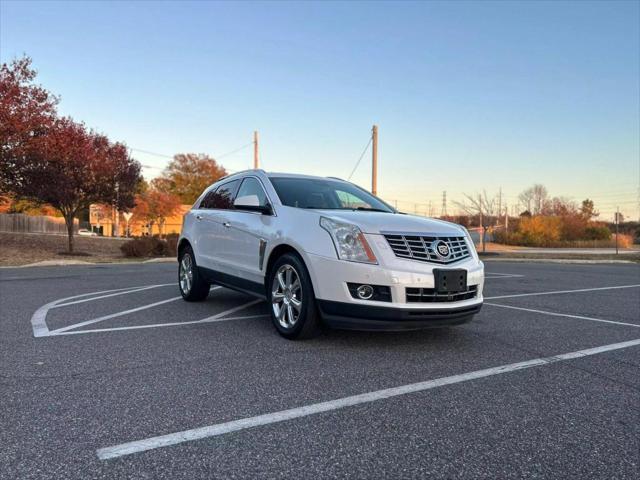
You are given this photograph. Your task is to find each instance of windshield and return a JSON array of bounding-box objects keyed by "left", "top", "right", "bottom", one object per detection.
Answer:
[{"left": 269, "top": 177, "right": 395, "bottom": 212}]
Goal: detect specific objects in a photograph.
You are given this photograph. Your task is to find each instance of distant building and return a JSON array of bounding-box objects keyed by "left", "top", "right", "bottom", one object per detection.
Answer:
[{"left": 89, "top": 204, "right": 190, "bottom": 237}]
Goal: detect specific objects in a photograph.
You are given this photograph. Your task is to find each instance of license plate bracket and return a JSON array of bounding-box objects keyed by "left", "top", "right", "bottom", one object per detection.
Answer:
[{"left": 433, "top": 269, "right": 467, "bottom": 293}]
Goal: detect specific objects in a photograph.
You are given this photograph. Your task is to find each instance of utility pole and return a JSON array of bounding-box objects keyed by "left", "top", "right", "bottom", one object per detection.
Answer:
[
  {"left": 253, "top": 131, "right": 259, "bottom": 169},
  {"left": 504, "top": 203, "right": 509, "bottom": 234},
  {"left": 441, "top": 191, "right": 448, "bottom": 217},
  {"left": 479, "top": 194, "right": 485, "bottom": 253},
  {"left": 428, "top": 200, "right": 433, "bottom": 217},
  {"left": 371, "top": 125, "right": 378, "bottom": 195},
  {"left": 497, "top": 187, "right": 502, "bottom": 226},
  {"left": 615, "top": 207, "right": 619, "bottom": 255},
  {"left": 113, "top": 182, "right": 120, "bottom": 237}
]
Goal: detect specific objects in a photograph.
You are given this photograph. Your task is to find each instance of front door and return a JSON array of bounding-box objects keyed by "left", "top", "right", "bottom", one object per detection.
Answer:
[{"left": 221, "top": 177, "right": 273, "bottom": 285}]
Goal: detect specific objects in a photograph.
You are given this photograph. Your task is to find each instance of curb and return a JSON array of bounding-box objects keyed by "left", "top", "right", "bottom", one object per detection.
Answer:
[
  {"left": 482, "top": 257, "right": 636, "bottom": 264},
  {"left": 1, "top": 257, "right": 177, "bottom": 269}
]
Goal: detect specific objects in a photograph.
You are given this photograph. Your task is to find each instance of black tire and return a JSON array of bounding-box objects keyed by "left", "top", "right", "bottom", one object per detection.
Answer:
[
  {"left": 268, "top": 253, "right": 322, "bottom": 340},
  {"left": 178, "top": 245, "right": 210, "bottom": 302}
]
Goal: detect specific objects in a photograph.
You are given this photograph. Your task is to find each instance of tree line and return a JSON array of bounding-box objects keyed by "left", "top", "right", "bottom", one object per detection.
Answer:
[
  {"left": 132, "top": 153, "right": 227, "bottom": 236},
  {"left": 0, "top": 56, "right": 228, "bottom": 251},
  {"left": 452, "top": 184, "right": 631, "bottom": 250}
]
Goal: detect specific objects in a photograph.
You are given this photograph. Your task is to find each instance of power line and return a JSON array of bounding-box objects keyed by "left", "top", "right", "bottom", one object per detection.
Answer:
[
  {"left": 347, "top": 136, "right": 373, "bottom": 181},
  {"left": 216, "top": 141, "right": 254, "bottom": 160},
  {"left": 129, "top": 148, "right": 173, "bottom": 159},
  {"left": 130, "top": 140, "right": 254, "bottom": 173}
]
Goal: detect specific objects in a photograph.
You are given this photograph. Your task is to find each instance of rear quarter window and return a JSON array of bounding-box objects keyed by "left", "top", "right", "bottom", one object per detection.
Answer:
[{"left": 199, "top": 179, "right": 241, "bottom": 210}]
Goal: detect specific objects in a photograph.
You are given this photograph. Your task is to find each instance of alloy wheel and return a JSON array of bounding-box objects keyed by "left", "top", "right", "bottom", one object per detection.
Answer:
[
  {"left": 271, "top": 264, "right": 302, "bottom": 328},
  {"left": 179, "top": 253, "right": 193, "bottom": 295}
]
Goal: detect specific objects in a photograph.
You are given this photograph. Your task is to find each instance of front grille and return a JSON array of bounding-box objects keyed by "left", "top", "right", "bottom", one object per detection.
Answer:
[
  {"left": 406, "top": 285, "right": 478, "bottom": 303},
  {"left": 383, "top": 234, "right": 471, "bottom": 264}
]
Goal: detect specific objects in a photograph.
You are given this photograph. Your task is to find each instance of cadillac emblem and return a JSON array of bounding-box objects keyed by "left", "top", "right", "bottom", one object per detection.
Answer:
[{"left": 433, "top": 240, "right": 450, "bottom": 259}]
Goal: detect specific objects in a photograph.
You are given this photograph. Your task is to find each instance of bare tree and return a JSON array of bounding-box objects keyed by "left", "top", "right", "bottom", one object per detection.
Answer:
[
  {"left": 532, "top": 184, "right": 548, "bottom": 214},
  {"left": 518, "top": 188, "right": 534, "bottom": 214},
  {"left": 518, "top": 184, "right": 548, "bottom": 215},
  {"left": 454, "top": 191, "right": 500, "bottom": 253}
]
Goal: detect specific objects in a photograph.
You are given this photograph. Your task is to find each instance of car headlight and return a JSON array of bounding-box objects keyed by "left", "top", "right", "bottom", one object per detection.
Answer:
[
  {"left": 320, "top": 217, "right": 377, "bottom": 264},
  {"left": 462, "top": 227, "right": 478, "bottom": 254}
]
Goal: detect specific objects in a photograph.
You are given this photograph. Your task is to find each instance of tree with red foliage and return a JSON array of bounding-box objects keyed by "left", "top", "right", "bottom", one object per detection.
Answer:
[
  {"left": 2, "top": 117, "right": 141, "bottom": 251},
  {"left": 1, "top": 57, "right": 141, "bottom": 252},
  {"left": 1, "top": 57, "right": 58, "bottom": 196},
  {"left": 132, "top": 188, "right": 181, "bottom": 237}
]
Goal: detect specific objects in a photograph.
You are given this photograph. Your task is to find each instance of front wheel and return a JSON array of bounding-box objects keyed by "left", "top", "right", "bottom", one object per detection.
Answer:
[
  {"left": 178, "top": 246, "right": 210, "bottom": 301},
  {"left": 269, "top": 253, "right": 322, "bottom": 339}
]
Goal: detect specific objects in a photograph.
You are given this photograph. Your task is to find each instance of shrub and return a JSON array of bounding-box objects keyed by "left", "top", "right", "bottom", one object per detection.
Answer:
[
  {"left": 584, "top": 225, "right": 611, "bottom": 241},
  {"left": 164, "top": 233, "right": 178, "bottom": 257},
  {"left": 120, "top": 236, "right": 173, "bottom": 257},
  {"left": 615, "top": 234, "right": 633, "bottom": 249},
  {"left": 493, "top": 229, "right": 507, "bottom": 244},
  {"left": 559, "top": 215, "right": 587, "bottom": 241},
  {"left": 519, "top": 216, "right": 562, "bottom": 246}
]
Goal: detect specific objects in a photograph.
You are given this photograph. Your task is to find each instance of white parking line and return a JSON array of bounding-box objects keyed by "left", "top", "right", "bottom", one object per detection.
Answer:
[
  {"left": 197, "top": 299, "right": 264, "bottom": 323},
  {"left": 50, "top": 313, "right": 270, "bottom": 336},
  {"left": 48, "top": 286, "right": 226, "bottom": 334},
  {"left": 54, "top": 284, "right": 174, "bottom": 308},
  {"left": 49, "top": 296, "right": 183, "bottom": 334},
  {"left": 485, "top": 302, "right": 640, "bottom": 328},
  {"left": 31, "top": 286, "right": 162, "bottom": 337},
  {"left": 33, "top": 285, "right": 228, "bottom": 336},
  {"left": 96, "top": 338, "right": 640, "bottom": 460},
  {"left": 484, "top": 273, "right": 524, "bottom": 279},
  {"left": 48, "top": 295, "right": 263, "bottom": 336},
  {"left": 485, "top": 284, "right": 640, "bottom": 300}
]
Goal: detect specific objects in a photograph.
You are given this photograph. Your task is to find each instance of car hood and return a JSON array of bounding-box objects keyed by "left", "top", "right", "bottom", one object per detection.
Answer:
[{"left": 314, "top": 210, "right": 465, "bottom": 236}]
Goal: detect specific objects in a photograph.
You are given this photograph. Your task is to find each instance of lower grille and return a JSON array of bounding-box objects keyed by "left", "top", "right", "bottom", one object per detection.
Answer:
[{"left": 406, "top": 285, "right": 478, "bottom": 303}]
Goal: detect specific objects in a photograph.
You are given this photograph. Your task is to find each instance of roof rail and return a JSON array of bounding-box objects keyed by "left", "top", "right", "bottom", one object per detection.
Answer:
[{"left": 217, "top": 169, "right": 265, "bottom": 182}]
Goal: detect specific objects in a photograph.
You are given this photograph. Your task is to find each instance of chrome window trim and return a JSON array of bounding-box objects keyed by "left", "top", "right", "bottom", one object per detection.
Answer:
[{"left": 195, "top": 174, "right": 277, "bottom": 217}]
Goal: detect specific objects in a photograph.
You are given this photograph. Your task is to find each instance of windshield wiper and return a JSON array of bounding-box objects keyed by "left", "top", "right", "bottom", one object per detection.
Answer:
[
  {"left": 354, "top": 207, "right": 393, "bottom": 213},
  {"left": 300, "top": 207, "right": 394, "bottom": 213}
]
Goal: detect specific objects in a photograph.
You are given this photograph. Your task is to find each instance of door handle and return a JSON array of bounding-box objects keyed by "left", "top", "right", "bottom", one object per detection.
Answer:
[
  {"left": 223, "top": 222, "right": 231, "bottom": 228},
  {"left": 196, "top": 214, "right": 202, "bottom": 221}
]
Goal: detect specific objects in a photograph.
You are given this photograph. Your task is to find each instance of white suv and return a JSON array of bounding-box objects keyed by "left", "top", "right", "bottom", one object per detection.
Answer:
[{"left": 178, "top": 171, "right": 484, "bottom": 339}]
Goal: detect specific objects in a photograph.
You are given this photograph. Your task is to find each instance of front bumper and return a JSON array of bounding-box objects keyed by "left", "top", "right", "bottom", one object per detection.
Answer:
[
  {"left": 304, "top": 251, "right": 484, "bottom": 331},
  {"left": 318, "top": 300, "right": 482, "bottom": 331}
]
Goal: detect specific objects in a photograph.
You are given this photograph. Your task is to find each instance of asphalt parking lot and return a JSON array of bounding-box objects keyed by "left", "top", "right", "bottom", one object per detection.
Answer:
[{"left": 1, "top": 261, "right": 639, "bottom": 479}]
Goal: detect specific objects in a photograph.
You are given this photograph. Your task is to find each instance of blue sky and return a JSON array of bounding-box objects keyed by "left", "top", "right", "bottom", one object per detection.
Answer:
[{"left": 1, "top": 0, "right": 638, "bottom": 218}]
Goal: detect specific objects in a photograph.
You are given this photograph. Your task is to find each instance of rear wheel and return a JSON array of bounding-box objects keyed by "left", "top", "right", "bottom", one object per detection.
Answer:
[
  {"left": 269, "top": 253, "right": 322, "bottom": 339},
  {"left": 178, "top": 246, "right": 210, "bottom": 301}
]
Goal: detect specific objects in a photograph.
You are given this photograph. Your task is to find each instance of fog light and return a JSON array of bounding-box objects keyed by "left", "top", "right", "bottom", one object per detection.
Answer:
[
  {"left": 356, "top": 284, "right": 374, "bottom": 300},
  {"left": 347, "top": 283, "right": 391, "bottom": 302}
]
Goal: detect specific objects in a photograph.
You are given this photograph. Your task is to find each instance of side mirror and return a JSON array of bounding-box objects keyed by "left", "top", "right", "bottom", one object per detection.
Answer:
[{"left": 234, "top": 195, "right": 273, "bottom": 215}]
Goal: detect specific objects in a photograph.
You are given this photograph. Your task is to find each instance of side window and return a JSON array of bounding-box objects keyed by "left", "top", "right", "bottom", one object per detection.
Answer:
[
  {"left": 201, "top": 180, "right": 240, "bottom": 210},
  {"left": 236, "top": 177, "right": 268, "bottom": 207}
]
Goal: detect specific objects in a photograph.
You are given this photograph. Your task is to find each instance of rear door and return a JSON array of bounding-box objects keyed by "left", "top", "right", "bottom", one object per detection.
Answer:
[
  {"left": 192, "top": 187, "right": 219, "bottom": 269},
  {"left": 197, "top": 179, "right": 240, "bottom": 272}
]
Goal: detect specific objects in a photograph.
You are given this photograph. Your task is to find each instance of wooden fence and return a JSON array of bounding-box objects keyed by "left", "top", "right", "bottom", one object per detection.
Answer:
[{"left": 0, "top": 213, "right": 78, "bottom": 234}]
